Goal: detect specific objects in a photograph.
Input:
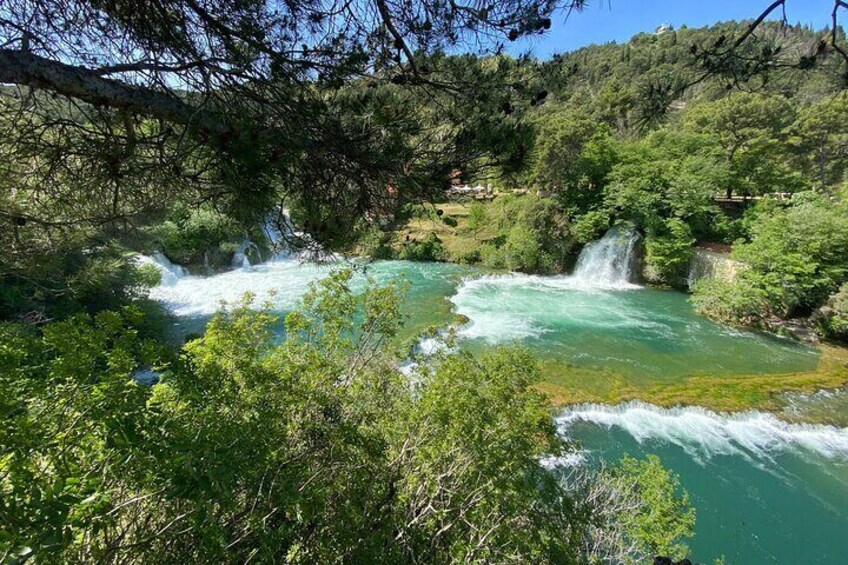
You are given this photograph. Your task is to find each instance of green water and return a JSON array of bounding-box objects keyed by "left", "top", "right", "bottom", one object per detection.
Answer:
[
  {"left": 147, "top": 258, "right": 845, "bottom": 564},
  {"left": 565, "top": 410, "right": 848, "bottom": 564},
  {"left": 152, "top": 260, "right": 817, "bottom": 381},
  {"left": 450, "top": 272, "right": 818, "bottom": 381}
]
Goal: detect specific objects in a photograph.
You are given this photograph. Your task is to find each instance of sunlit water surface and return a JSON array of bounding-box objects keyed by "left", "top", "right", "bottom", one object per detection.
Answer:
[{"left": 141, "top": 249, "right": 845, "bottom": 564}]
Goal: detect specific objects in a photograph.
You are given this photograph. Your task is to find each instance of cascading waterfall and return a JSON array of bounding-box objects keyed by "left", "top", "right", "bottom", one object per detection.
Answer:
[
  {"left": 231, "top": 238, "right": 258, "bottom": 269},
  {"left": 572, "top": 224, "right": 640, "bottom": 288},
  {"left": 135, "top": 251, "right": 187, "bottom": 285}
]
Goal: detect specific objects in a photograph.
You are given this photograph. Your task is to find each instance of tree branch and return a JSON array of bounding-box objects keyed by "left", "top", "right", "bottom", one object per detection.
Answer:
[{"left": 0, "top": 48, "right": 232, "bottom": 136}]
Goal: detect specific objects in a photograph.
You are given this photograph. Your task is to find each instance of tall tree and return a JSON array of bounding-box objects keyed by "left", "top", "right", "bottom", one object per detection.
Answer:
[
  {"left": 683, "top": 92, "right": 795, "bottom": 198},
  {"left": 0, "top": 0, "right": 580, "bottom": 250},
  {"left": 794, "top": 91, "right": 848, "bottom": 191}
]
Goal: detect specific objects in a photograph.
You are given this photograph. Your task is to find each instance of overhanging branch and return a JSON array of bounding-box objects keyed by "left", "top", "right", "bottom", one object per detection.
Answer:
[{"left": 0, "top": 48, "right": 232, "bottom": 136}]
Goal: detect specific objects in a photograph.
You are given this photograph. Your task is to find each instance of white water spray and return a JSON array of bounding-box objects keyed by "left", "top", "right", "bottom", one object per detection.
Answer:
[
  {"left": 558, "top": 402, "right": 848, "bottom": 463},
  {"left": 449, "top": 226, "right": 641, "bottom": 343},
  {"left": 572, "top": 224, "right": 640, "bottom": 288}
]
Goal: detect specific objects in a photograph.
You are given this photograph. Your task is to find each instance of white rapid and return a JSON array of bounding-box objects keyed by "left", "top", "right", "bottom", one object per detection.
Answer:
[
  {"left": 572, "top": 224, "right": 640, "bottom": 288},
  {"left": 558, "top": 402, "right": 848, "bottom": 464},
  {"left": 142, "top": 259, "right": 333, "bottom": 318},
  {"left": 450, "top": 225, "right": 641, "bottom": 344},
  {"left": 135, "top": 251, "right": 187, "bottom": 286}
]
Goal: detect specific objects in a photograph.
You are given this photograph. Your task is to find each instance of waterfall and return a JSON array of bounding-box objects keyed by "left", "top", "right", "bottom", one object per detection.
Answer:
[
  {"left": 263, "top": 209, "right": 324, "bottom": 261},
  {"left": 135, "top": 251, "right": 187, "bottom": 285},
  {"left": 231, "top": 238, "right": 257, "bottom": 269},
  {"left": 572, "top": 225, "right": 640, "bottom": 288}
]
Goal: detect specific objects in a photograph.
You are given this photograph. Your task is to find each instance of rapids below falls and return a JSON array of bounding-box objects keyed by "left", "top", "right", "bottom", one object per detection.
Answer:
[{"left": 139, "top": 226, "right": 848, "bottom": 564}]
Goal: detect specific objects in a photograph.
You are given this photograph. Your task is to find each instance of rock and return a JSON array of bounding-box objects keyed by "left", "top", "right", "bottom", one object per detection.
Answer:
[
  {"left": 687, "top": 248, "right": 744, "bottom": 287},
  {"left": 653, "top": 558, "right": 673, "bottom": 565}
]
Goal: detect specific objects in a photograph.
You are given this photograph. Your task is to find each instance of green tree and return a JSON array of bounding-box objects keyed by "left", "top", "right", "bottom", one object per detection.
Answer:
[
  {"left": 793, "top": 92, "right": 848, "bottom": 191},
  {"left": 530, "top": 110, "right": 618, "bottom": 213},
  {"left": 503, "top": 224, "right": 546, "bottom": 272},
  {"left": 683, "top": 93, "right": 797, "bottom": 199},
  {"left": 644, "top": 218, "right": 696, "bottom": 286},
  {"left": 466, "top": 202, "right": 487, "bottom": 236},
  {"left": 692, "top": 194, "right": 848, "bottom": 323},
  {"left": 1, "top": 270, "right": 602, "bottom": 563},
  {"left": 613, "top": 455, "right": 696, "bottom": 560}
]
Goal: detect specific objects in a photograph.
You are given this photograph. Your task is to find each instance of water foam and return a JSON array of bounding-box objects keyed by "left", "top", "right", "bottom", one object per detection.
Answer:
[
  {"left": 135, "top": 252, "right": 187, "bottom": 286},
  {"left": 558, "top": 402, "right": 848, "bottom": 463},
  {"left": 449, "top": 272, "right": 650, "bottom": 344},
  {"left": 145, "top": 258, "right": 333, "bottom": 317}
]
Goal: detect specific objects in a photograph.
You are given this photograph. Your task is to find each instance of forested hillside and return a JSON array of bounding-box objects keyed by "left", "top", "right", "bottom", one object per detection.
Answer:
[{"left": 368, "top": 20, "right": 848, "bottom": 337}]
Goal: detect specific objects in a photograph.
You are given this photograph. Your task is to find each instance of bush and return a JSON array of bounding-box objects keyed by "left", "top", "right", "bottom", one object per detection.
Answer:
[
  {"left": 815, "top": 283, "right": 848, "bottom": 341},
  {"left": 148, "top": 205, "right": 250, "bottom": 266},
  {"left": 502, "top": 225, "right": 550, "bottom": 272},
  {"left": 449, "top": 247, "right": 481, "bottom": 264},
  {"left": 358, "top": 227, "right": 395, "bottom": 259},
  {"left": 466, "top": 202, "right": 487, "bottom": 233},
  {"left": 0, "top": 271, "right": 594, "bottom": 563},
  {"left": 572, "top": 210, "right": 611, "bottom": 244},
  {"left": 690, "top": 278, "right": 769, "bottom": 326},
  {"left": 0, "top": 242, "right": 163, "bottom": 324},
  {"left": 479, "top": 243, "right": 505, "bottom": 268},
  {"left": 730, "top": 194, "right": 848, "bottom": 317},
  {"left": 644, "top": 218, "right": 695, "bottom": 286},
  {"left": 396, "top": 232, "right": 447, "bottom": 261}
]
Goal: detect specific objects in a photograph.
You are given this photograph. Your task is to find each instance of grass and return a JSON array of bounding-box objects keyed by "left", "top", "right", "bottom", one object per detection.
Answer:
[
  {"left": 392, "top": 201, "right": 500, "bottom": 261},
  {"left": 535, "top": 344, "right": 848, "bottom": 418}
]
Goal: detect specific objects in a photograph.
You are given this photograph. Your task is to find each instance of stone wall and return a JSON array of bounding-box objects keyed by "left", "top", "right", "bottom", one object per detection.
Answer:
[{"left": 686, "top": 248, "right": 744, "bottom": 287}]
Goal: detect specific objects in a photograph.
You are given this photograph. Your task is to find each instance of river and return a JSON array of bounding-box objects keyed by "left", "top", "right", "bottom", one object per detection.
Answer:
[{"left": 139, "top": 227, "right": 848, "bottom": 564}]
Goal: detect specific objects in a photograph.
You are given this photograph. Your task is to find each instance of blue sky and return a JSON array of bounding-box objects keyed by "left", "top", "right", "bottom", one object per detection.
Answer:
[{"left": 513, "top": 0, "right": 837, "bottom": 58}]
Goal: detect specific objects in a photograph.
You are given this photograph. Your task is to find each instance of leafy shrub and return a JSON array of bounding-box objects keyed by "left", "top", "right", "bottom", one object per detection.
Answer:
[
  {"left": 730, "top": 194, "right": 848, "bottom": 317},
  {"left": 358, "top": 227, "right": 395, "bottom": 259},
  {"left": 0, "top": 271, "right": 598, "bottom": 563},
  {"left": 644, "top": 218, "right": 695, "bottom": 286},
  {"left": 815, "top": 283, "right": 848, "bottom": 342},
  {"left": 690, "top": 278, "right": 769, "bottom": 326},
  {"left": 449, "top": 247, "right": 481, "bottom": 264},
  {"left": 479, "top": 243, "right": 505, "bottom": 269},
  {"left": 0, "top": 242, "right": 162, "bottom": 324},
  {"left": 396, "top": 232, "right": 447, "bottom": 261},
  {"left": 502, "top": 224, "right": 550, "bottom": 272},
  {"left": 466, "top": 202, "right": 487, "bottom": 233},
  {"left": 148, "top": 205, "right": 249, "bottom": 266},
  {"left": 572, "top": 210, "right": 611, "bottom": 244}
]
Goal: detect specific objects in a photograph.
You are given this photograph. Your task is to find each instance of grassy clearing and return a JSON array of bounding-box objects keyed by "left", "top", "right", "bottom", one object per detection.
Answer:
[
  {"left": 535, "top": 344, "right": 848, "bottom": 418},
  {"left": 392, "top": 200, "right": 498, "bottom": 261}
]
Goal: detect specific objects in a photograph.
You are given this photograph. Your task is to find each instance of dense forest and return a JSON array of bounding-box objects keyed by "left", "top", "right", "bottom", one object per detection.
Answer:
[{"left": 2, "top": 0, "right": 848, "bottom": 563}]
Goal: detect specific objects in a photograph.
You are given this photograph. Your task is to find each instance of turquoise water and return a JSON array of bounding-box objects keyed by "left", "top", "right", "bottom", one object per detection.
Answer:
[
  {"left": 143, "top": 256, "right": 846, "bottom": 564},
  {"left": 450, "top": 272, "right": 818, "bottom": 381},
  {"left": 562, "top": 404, "right": 848, "bottom": 564}
]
